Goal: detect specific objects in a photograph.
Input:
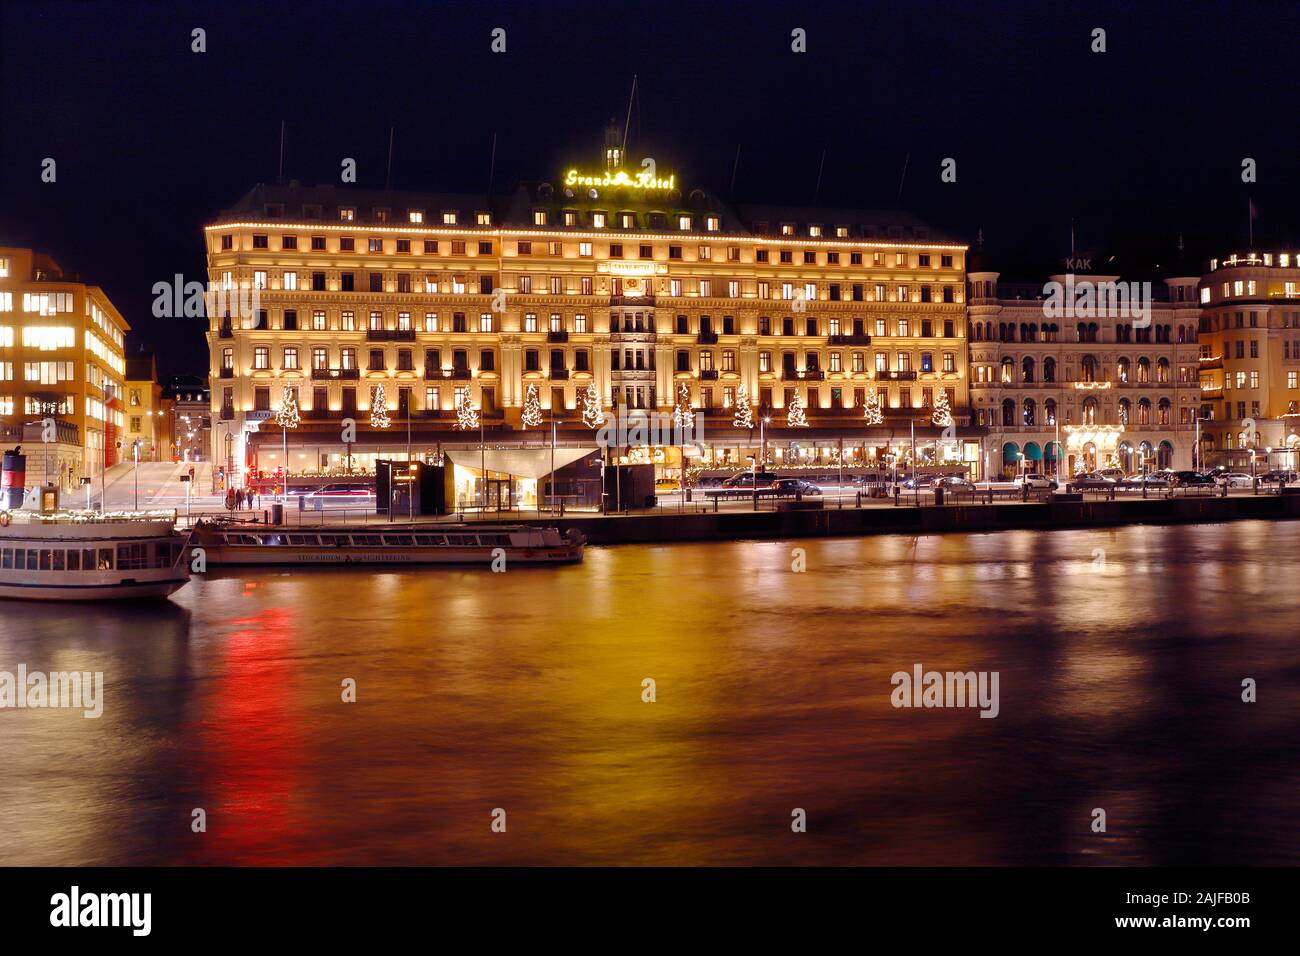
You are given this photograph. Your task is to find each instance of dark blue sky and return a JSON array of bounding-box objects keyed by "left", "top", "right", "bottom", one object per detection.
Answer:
[{"left": 2, "top": 0, "right": 1297, "bottom": 374}]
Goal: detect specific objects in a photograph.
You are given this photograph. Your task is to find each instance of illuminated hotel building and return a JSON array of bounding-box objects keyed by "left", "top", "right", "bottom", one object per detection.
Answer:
[
  {"left": 967, "top": 268, "right": 1202, "bottom": 476},
  {"left": 1195, "top": 250, "right": 1300, "bottom": 469},
  {"left": 204, "top": 130, "right": 977, "bottom": 486},
  {"left": 0, "top": 247, "right": 128, "bottom": 487}
]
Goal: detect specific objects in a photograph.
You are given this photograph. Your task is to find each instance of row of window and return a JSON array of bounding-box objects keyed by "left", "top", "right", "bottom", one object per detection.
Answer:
[
  {"left": 0, "top": 541, "right": 180, "bottom": 572},
  {"left": 973, "top": 355, "right": 1185, "bottom": 385},
  {"left": 983, "top": 397, "right": 1187, "bottom": 428},
  {"left": 970, "top": 322, "right": 1197, "bottom": 344}
]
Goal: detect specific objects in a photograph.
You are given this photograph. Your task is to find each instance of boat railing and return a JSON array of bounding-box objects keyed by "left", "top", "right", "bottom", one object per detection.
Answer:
[{"left": 1, "top": 508, "right": 179, "bottom": 526}]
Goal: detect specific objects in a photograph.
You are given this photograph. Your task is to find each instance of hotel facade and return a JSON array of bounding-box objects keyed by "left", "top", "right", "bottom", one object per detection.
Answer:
[
  {"left": 204, "top": 133, "right": 978, "bottom": 494},
  {"left": 0, "top": 247, "right": 129, "bottom": 488},
  {"left": 967, "top": 269, "right": 1204, "bottom": 476}
]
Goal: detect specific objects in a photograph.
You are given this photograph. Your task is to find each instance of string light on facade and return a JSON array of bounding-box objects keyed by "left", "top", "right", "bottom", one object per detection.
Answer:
[
  {"left": 581, "top": 382, "right": 605, "bottom": 429},
  {"left": 931, "top": 388, "right": 954, "bottom": 428},
  {"left": 733, "top": 384, "right": 754, "bottom": 429},
  {"left": 787, "top": 393, "right": 809, "bottom": 428},
  {"left": 862, "top": 388, "right": 883, "bottom": 426},
  {"left": 274, "top": 385, "right": 300, "bottom": 430},
  {"left": 454, "top": 389, "right": 480, "bottom": 430},
  {"left": 521, "top": 383, "right": 544, "bottom": 428},
  {"left": 370, "top": 385, "right": 390, "bottom": 429},
  {"left": 672, "top": 382, "right": 692, "bottom": 431}
]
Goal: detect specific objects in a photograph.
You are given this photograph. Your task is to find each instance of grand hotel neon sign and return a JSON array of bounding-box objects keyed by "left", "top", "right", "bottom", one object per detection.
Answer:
[{"left": 563, "top": 168, "right": 676, "bottom": 191}]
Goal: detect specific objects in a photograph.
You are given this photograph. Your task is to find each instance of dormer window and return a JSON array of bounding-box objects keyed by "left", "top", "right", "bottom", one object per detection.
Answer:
[
  {"left": 678, "top": 214, "right": 692, "bottom": 231},
  {"left": 442, "top": 211, "right": 458, "bottom": 225},
  {"left": 408, "top": 210, "right": 424, "bottom": 223},
  {"left": 835, "top": 225, "right": 848, "bottom": 238},
  {"left": 781, "top": 223, "right": 795, "bottom": 236},
  {"left": 563, "top": 210, "right": 577, "bottom": 226},
  {"left": 808, "top": 224, "right": 822, "bottom": 237},
  {"left": 476, "top": 211, "right": 491, "bottom": 225},
  {"left": 705, "top": 216, "right": 720, "bottom": 232},
  {"left": 592, "top": 212, "right": 607, "bottom": 228},
  {"left": 533, "top": 210, "right": 548, "bottom": 226},
  {"left": 375, "top": 208, "right": 391, "bottom": 222},
  {"left": 621, "top": 213, "right": 635, "bottom": 228},
  {"left": 340, "top": 207, "right": 356, "bottom": 221}
]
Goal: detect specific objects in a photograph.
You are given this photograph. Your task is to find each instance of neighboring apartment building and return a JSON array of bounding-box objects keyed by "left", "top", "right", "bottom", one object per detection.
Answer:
[
  {"left": 967, "top": 268, "right": 1202, "bottom": 476},
  {"left": 124, "top": 351, "right": 171, "bottom": 462},
  {"left": 204, "top": 129, "right": 977, "bottom": 485},
  {"left": 1195, "top": 249, "right": 1300, "bottom": 470},
  {"left": 0, "top": 247, "right": 129, "bottom": 488}
]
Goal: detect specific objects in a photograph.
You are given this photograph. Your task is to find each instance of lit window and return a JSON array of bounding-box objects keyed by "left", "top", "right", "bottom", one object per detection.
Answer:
[
  {"left": 533, "top": 210, "right": 547, "bottom": 226},
  {"left": 442, "top": 211, "right": 458, "bottom": 225},
  {"left": 340, "top": 207, "right": 355, "bottom": 221},
  {"left": 409, "top": 210, "right": 424, "bottom": 223}
]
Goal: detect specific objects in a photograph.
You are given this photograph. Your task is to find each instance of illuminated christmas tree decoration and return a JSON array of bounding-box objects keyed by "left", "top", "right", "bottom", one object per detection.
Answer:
[
  {"left": 455, "top": 389, "right": 480, "bottom": 430},
  {"left": 522, "top": 383, "right": 544, "bottom": 428},
  {"left": 274, "top": 385, "right": 300, "bottom": 430},
  {"left": 863, "top": 388, "right": 883, "bottom": 425},
  {"left": 787, "top": 392, "right": 809, "bottom": 427},
  {"left": 733, "top": 384, "right": 754, "bottom": 429},
  {"left": 932, "top": 388, "right": 954, "bottom": 428},
  {"left": 370, "top": 386, "right": 390, "bottom": 429},
  {"left": 581, "top": 382, "right": 605, "bottom": 429}
]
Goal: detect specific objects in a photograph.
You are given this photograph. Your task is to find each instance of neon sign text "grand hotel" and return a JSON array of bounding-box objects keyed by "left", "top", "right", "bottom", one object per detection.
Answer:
[{"left": 564, "top": 168, "right": 676, "bottom": 191}]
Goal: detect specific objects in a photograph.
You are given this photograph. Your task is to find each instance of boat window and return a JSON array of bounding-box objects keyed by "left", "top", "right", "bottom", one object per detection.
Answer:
[
  {"left": 479, "top": 534, "right": 509, "bottom": 546},
  {"left": 117, "top": 543, "right": 148, "bottom": 570},
  {"left": 98, "top": 549, "right": 113, "bottom": 570},
  {"left": 67, "top": 549, "right": 80, "bottom": 571},
  {"left": 0, "top": 548, "right": 11, "bottom": 570},
  {"left": 317, "top": 535, "right": 336, "bottom": 546},
  {"left": 287, "top": 535, "right": 315, "bottom": 546},
  {"left": 445, "top": 535, "right": 468, "bottom": 546},
  {"left": 414, "top": 535, "right": 444, "bottom": 546},
  {"left": 382, "top": 535, "right": 414, "bottom": 546},
  {"left": 82, "top": 549, "right": 96, "bottom": 569},
  {"left": 353, "top": 535, "right": 381, "bottom": 546},
  {"left": 39, "top": 550, "right": 52, "bottom": 571},
  {"left": 52, "top": 550, "right": 65, "bottom": 571}
]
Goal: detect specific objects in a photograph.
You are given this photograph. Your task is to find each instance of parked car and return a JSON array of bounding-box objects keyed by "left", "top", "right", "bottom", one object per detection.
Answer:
[
  {"left": 1128, "top": 473, "right": 1170, "bottom": 488},
  {"left": 1213, "top": 471, "right": 1253, "bottom": 488},
  {"left": 721, "top": 472, "right": 778, "bottom": 489},
  {"left": 900, "top": 475, "right": 935, "bottom": 490},
  {"left": 1169, "top": 470, "right": 1216, "bottom": 492},
  {"left": 772, "top": 478, "right": 822, "bottom": 496},
  {"left": 1098, "top": 467, "right": 1127, "bottom": 482},
  {"left": 1012, "top": 474, "right": 1057, "bottom": 490},
  {"left": 1259, "top": 469, "right": 1300, "bottom": 484},
  {"left": 654, "top": 477, "right": 682, "bottom": 493}
]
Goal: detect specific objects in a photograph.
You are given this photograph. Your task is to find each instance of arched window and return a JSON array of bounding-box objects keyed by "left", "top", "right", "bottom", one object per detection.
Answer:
[
  {"left": 1023, "top": 398, "right": 1036, "bottom": 426},
  {"left": 1081, "top": 355, "right": 1097, "bottom": 383},
  {"left": 1117, "top": 357, "right": 1130, "bottom": 383},
  {"left": 1136, "top": 357, "right": 1151, "bottom": 383},
  {"left": 1156, "top": 357, "right": 1170, "bottom": 384},
  {"left": 1118, "top": 398, "right": 1131, "bottom": 425},
  {"left": 1082, "top": 396, "right": 1099, "bottom": 425},
  {"left": 1001, "top": 357, "right": 1014, "bottom": 383},
  {"left": 1002, "top": 399, "right": 1016, "bottom": 426},
  {"left": 1043, "top": 356, "right": 1056, "bottom": 382},
  {"left": 1022, "top": 356, "right": 1035, "bottom": 383},
  {"left": 1044, "top": 398, "right": 1057, "bottom": 425},
  {"left": 1137, "top": 397, "right": 1151, "bottom": 425},
  {"left": 1158, "top": 397, "right": 1171, "bottom": 425}
]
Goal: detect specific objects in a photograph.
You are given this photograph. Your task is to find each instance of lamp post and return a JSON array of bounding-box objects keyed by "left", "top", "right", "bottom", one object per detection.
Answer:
[{"left": 132, "top": 438, "right": 140, "bottom": 510}]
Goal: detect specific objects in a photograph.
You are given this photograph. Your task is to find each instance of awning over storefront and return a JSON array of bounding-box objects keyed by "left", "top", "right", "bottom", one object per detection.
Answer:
[
  {"left": 1023, "top": 441, "right": 1042, "bottom": 461},
  {"left": 445, "top": 446, "right": 596, "bottom": 479},
  {"left": 1002, "top": 441, "right": 1020, "bottom": 463},
  {"left": 1044, "top": 441, "right": 1061, "bottom": 461}
]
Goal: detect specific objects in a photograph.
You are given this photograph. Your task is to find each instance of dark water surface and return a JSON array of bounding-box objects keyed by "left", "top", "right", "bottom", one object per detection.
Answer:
[{"left": 2, "top": 521, "right": 1298, "bottom": 865}]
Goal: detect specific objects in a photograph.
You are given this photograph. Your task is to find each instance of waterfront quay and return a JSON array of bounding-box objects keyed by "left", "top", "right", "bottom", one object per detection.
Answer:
[{"left": 191, "top": 485, "right": 1300, "bottom": 546}]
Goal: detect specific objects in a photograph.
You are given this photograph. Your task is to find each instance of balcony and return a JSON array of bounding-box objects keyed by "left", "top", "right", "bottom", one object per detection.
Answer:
[
  {"left": 1200, "top": 386, "right": 1225, "bottom": 400},
  {"left": 549, "top": 368, "right": 570, "bottom": 380},
  {"left": 546, "top": 330, "right": 569, "bottom": 343},
  {"left": 218, "top": 367, "right": 234, "bottom": 379},
  {"left": 697, "top": 331, "right": 719, "bottom": 344},
  {"left": 699, "top": 369, "right": 720, "bottom": 380},
  {"left": 1198, "top": 355, "right": 1224, "bottom": 370},
  {"left": 218, "top": 325, "right": 234, "bottom": 339},
  {"left": 451, "top": 367, "right": 472, "bottom": 380},
  {"left": 311, "top": 367, "right": 361, "bottom": 380},
  {"left": 876, "top": 370, "right": 918, "bottom": 381},
  {"left": 219, "top": 407, "right": 235, "bottom": 421},
  {"left": 611, "top": 295, "right": 655, "bottom": 306},
  {"left": 782, "top": 369, "right": 825, "bottom": 381},
  {"left": 828, "top": 333, "right": 872, "bottom": 345},
  {"left": 366, "top": 328, "right": 416, "bottom": 342}
]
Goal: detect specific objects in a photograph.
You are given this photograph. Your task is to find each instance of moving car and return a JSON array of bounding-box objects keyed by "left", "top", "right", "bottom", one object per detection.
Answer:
[
  {"left": 935, "top": 476, "right": 976, "bottom": 491},
  {"left": 1012, "top": 474, "right": 1057, "bottom": 490},
  {"left": 721, "top": 472, "right": 778, "bottom": 489},
  {"left": 1070, "top": 472, "right": 1117, "bottom": 489},
  {"left": 307, "top": 482, "right": 374, "bottom": 498},
  {"left": 1259, "top": 469, "right": 1300, "bottom": 484},
  {"left": 1098, "top": 467, "right": 1127, "bottom": 482},
  {"left": 772, "top": 478, "right": 822, "bottom": 496}
]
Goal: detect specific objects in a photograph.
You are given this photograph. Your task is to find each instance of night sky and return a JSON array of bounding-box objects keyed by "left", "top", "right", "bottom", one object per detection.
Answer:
[{"left": 2, "top": 0, "right": 1297, "bottom": 376}]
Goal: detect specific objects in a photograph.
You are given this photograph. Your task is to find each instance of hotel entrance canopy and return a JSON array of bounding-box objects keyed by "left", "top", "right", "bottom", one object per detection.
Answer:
[{"left": 444, "top": 446, "right": 597, "bottom": 478}]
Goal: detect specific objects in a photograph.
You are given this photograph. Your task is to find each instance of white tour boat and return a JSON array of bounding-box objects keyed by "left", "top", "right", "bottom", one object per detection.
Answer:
[
  {"left": 190, "top": 521, "right": 585, "bottom": 566},
  {"left": 0, "top": 505, "right": 191, "bottom": 601}
]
